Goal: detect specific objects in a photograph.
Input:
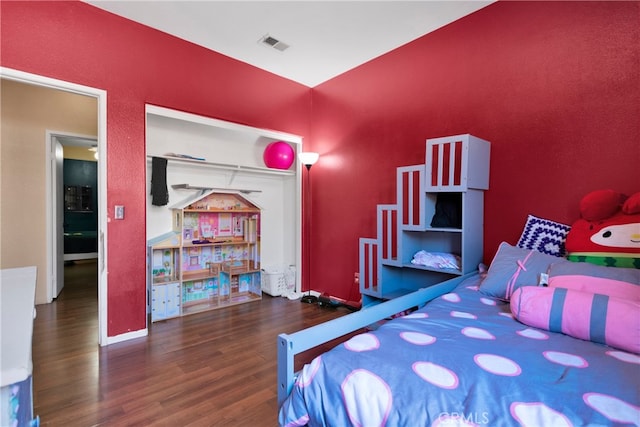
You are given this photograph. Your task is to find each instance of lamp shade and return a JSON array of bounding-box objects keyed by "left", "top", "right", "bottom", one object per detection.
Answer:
[{"left": 299, "top": 152, "right": 319, "bottom": 166}]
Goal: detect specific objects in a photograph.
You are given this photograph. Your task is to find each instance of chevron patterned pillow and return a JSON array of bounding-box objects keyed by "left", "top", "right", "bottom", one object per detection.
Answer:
[{"left": 517, "top": 214, "right": 571, "bottom": 257}]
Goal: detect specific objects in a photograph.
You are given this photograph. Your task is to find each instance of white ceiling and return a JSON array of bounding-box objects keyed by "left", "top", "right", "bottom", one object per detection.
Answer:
[{"left": 86, "top": 1, "right": 493, "bottom": 87}]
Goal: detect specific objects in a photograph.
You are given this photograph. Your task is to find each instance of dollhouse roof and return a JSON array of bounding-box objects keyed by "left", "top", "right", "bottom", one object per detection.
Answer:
[
  {"left": 169, "top": 189, "right": 262, "bottom": 211},
  {"left": 147, "top": 231, "right": 181, "bottom": 247}
]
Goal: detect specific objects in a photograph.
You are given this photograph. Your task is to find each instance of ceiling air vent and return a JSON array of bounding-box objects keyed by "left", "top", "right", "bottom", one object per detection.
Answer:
[{"left": 259, "top": 34, "right": 290, "bottom": 52}]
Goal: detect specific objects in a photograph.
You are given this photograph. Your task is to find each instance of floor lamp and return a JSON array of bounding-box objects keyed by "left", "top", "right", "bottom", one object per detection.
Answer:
[{"left": 299, "top": 152, "right": 319, "bottom": 304}]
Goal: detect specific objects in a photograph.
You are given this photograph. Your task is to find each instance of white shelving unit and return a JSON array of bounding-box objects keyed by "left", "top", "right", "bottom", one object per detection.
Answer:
[{"left": 359, "top": 134, "right": 490, "bottom": 305}]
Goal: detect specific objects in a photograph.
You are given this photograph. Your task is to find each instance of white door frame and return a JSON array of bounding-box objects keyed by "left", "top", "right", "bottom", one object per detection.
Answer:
[{"left": 1, "top": 67, "right": 109, "bottom": 346}]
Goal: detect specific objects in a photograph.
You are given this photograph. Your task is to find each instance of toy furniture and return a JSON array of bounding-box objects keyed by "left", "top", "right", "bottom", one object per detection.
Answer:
[{"left": 148, "top": 190, "right": 261, "bottom": 321}]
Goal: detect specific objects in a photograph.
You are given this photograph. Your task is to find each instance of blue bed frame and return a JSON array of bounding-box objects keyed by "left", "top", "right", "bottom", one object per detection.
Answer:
[{"left": 276, "top": 273, "right": 473, "bottom": 406}]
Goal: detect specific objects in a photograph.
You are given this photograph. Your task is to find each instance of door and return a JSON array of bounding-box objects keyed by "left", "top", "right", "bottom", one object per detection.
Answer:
[
  {"left": 151, "top": 284, "right": 167, "bottom": 321},
  {"left": 54, "top": 140, "right": 64, "bottom": 297},
  {"left": 166, "top": 282, "right": 181, "bottom": 318},
  {"left": 50, "top": 134, "right": 98, "bottom": 298}
]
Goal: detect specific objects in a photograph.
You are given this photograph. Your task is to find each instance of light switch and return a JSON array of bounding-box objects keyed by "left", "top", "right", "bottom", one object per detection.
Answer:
[{"left": 115, "top": 205, "right": 125, "bottom": 219}]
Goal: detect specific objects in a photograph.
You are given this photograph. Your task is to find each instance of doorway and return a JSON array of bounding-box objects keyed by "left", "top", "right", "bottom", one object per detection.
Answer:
[
  {"left": 49, "top": 133, "right": 98, "bottom": 299},
  {"left": 0, "top": 67, "right": 109, "bottom": 345}
]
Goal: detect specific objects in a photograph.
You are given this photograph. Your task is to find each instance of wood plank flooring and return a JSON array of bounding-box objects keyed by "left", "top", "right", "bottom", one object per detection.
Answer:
[{"left": 33, "top": 260, "right": 353, "bottom": 426}]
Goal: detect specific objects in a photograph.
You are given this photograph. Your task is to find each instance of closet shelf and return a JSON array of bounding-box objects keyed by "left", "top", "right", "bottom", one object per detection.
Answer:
[
  {"left": 147, "top": 155, "right": 295, "bottom": 176},
  {"left": 171, "top": 184, "right": 261, "bottom": 194}
]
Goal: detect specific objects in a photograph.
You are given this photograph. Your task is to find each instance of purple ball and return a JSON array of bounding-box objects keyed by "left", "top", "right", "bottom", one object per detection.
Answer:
[{"left": 263, "top": 141, "right": 295, "bottom": 169}]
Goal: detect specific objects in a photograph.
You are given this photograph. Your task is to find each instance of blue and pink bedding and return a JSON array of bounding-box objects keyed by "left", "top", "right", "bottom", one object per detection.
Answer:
[{"left": 279, "top": 275, "right": 640, "bottom": 426}]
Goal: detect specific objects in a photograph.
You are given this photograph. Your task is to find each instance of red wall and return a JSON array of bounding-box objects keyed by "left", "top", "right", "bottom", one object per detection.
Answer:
[
  {"left": 1, "top": 1, "right": 311, "bottom": 336},
  {"left": 2, "top": 1, "right": 638, "bottom": 323},
  {"left": 308, "top": 1, "right": 640, "bottom": 300}
]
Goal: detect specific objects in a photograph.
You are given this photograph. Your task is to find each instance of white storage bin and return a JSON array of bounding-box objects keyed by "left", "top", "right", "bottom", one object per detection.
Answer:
[
  {"left": 261, "top": 266, "right": 285, "bottom": 296},
  {"left": 261, "top": 265, "right": 296, "bottom": 296}
]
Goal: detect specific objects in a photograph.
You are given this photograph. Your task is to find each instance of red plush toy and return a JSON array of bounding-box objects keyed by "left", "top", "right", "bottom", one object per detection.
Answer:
[{"left": 565, "top": 190, "right": 640, "bottom": 268}]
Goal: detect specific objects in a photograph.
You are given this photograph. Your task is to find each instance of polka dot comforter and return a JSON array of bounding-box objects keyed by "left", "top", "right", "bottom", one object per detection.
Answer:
[{"left": 279, "top": 276, "right": 639, "bottom": 427}]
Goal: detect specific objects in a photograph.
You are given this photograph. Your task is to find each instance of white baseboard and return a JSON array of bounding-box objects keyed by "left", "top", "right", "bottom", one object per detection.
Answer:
[{"left": 103, "top": 328, "right": 148, "bottom": 346}]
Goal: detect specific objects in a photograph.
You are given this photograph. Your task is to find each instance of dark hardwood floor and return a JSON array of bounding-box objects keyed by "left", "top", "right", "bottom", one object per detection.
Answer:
[{"left": 33, "top": 260, "right": 352, "bottom": 426}]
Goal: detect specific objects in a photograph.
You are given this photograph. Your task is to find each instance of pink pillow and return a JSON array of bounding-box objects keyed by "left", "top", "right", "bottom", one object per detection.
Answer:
[
  {"left": 511, "top": 286, "right": 640, "bottom": 354},
  {"left": 547, "top": 262, "right": 640, "bottom": 301},
  {"left": 548, "top": 275, "right": 640, "bottom": 302}
]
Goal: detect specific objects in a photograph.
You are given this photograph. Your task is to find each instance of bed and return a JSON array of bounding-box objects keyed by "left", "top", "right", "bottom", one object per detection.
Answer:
[{"left": 277, "top": 243, "right": 640, "bottom": 426}]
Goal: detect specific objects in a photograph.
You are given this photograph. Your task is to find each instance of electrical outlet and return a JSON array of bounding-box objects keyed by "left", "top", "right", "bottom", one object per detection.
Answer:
[{"left": 115, "top": 205, "right": 125, "bottom": 220}]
